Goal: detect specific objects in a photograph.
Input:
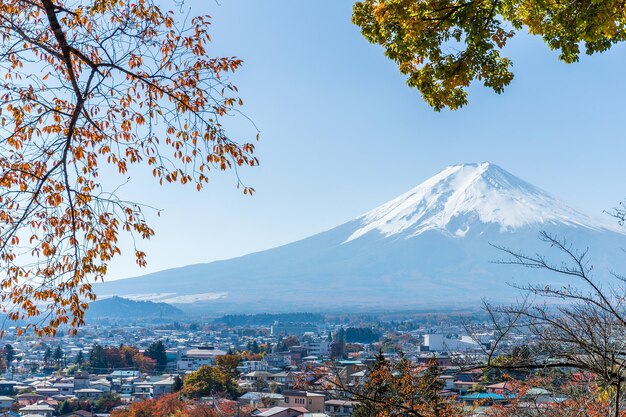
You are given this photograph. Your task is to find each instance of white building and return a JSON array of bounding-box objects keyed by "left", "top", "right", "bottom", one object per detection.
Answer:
[
  {"left": 423, "top": 334, "right": 444, "bottom": 351},
  {"left": 177, "top": 348, "right": 227, "bottom": 371}
]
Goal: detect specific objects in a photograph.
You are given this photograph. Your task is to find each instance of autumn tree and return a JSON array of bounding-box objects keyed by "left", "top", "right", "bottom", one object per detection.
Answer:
[
  {"left": 215, "top": 354, "right": 241, "bottom": 378},
  {"left": 344, "top": 352, "right": 466, "bottom": 417},
  {"left": 352, "top": 0, "right": 626, "bottom": 110},
  {"left": 0, "top": 0, "right": 258, "bottom": 336},
  {"left": 487, "top": 376, "right": 624, "bottom": 417},
  {"left": 182, "top": 365, "right": 240, "bottom": 399},
  {"left": 110, "top": 393, "right": 185, "bottom": 417}
]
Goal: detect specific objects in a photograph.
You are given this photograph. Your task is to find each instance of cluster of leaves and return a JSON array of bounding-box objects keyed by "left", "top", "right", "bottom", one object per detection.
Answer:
[
  {"left": 144, "top": 340, "right": 167, "bottom": 371},
  {"left": 352, "top": 0, "right": 626, "bottom": 110},
  {"left": 89, "top": 343, "right": 155, "bottom": 373},
  {"left": 486, "top": 376, "right": 623, "bottom": 417},
  {"left": 111, "top": 393, "right": 251, "bottom": 417},
  {"left": 350, "top": 353, "right": 466, "bottom": 417},
  {"left": 42, "top": 344, "right": 64, "bottom": 367},
  {"left": 0, "top": 0, "right": 257, "bottom": 336},
  {"left": 58, "top": 392, "right": 122, "bottom": 414},
  {"left": 215, "top": 354, "right": 241, "bottom": 378},
  {"left": 182, "top": 364, "right": 240, "bottom": 399},
  {"left": 345, "top": 326, "right": 380, "bottom": 343}
]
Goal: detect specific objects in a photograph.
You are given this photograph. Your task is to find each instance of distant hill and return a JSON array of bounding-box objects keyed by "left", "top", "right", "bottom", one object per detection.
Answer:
[{"left": 87, "top": 296, "right": 184, "bottom": 319}]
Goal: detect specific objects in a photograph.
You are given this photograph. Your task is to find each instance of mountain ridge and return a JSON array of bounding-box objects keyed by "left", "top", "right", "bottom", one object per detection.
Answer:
[
  {"left": 95, "top": 162, "right": 626, "bottom": 313},
  {"left": 87, "top": 296, "right": 184, "bottom": 319}
]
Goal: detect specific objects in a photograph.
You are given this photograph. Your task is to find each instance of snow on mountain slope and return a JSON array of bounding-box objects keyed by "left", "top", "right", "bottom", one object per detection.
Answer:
[{"left": 347, "top": 162, "right": 619, "bottom": 242}]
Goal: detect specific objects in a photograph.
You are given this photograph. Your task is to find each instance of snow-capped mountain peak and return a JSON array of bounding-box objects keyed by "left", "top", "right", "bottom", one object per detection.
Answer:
[{"left": 346, "top": 162, "right": 618, "bottom": 242}]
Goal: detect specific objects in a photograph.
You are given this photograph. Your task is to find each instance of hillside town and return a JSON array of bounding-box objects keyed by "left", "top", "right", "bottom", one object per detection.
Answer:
[{"left": 0, "top": 312, "right": 582, "bottom": 417}]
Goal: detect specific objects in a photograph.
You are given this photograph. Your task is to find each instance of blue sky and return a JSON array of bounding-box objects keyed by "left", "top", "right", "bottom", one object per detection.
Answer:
[{"left": 108, "top": 0, "right": 626, "bottom": 279}]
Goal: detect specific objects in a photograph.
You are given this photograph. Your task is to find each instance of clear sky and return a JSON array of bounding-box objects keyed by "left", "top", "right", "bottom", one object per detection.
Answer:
[{"left": 107, "top": 0, "right": 626, "bottom": 280}]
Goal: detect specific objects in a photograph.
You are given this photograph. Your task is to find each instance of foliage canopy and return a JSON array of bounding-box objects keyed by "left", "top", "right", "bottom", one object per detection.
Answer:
[
  {"left": 352, "top": 0, "right": 626, "bottom": 110},
  {"left": 0, "top": 0, "right": 257, "bottom": 335}
]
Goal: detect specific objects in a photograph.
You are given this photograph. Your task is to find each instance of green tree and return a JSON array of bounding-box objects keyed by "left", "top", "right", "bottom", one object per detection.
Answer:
[
  {"left": 89, "top": 344, "right": 107, "bottom": 371},
  {"left": 4, "top": 344, "right": 14, "bottom": 364},
  {"left": 352, "top": 0, "right": 626, "bottom": 110},
  {"left": 145, "top": 340, "right": 167, "bottom": 371},
  {"left": 93, "top": 392, "right": 122, "bottom": 413},
  {"left": 182, "top": 365, "right": 239, "bottom": 399},
  {"left": 75, "top": 350, "right": 85, "bottom": 366},
  {"left": 53, "top": 345, "right": 63, "bottom": 367},
  {"left": 172, "top": 375, "right": 183, "bottom": 393},
  {"left": 43, "top": 346, "right": 52, "bottom": 365},
  {"left": 58, "top": 399, "right": 78, "bottom": 415}
]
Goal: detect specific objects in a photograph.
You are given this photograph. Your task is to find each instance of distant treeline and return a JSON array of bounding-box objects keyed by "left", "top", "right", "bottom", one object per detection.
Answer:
[
  {"left": 216, "top": 313, "right": 324, "bottom": 326},
  {"left": 337, "top": 327, "right": 380, "bottom": 343}
]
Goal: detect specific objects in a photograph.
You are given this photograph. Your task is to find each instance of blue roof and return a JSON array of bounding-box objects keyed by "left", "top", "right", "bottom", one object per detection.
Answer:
[{"left": 460, "top": 393, "right": 515, "bottom": 401}]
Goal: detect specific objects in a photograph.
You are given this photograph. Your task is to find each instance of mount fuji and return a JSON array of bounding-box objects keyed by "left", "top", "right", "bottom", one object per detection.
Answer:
[{"left": 96, "top": 162, "right": 626, "bottom": 313}]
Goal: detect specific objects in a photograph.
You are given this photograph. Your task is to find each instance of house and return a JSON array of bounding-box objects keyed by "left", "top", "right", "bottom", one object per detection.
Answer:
[
  {"left": 0, "top": 381, "right": 17, "bottom": 396},
  {"left": 238, "top": 361, "right": 269, "bottom": 373},
  {"left": 239, "top": 392, "right": 284, "bottom": 407},
  {"left": 59, "top": 411, "right": 96, "bottom": 417},
  {"left": 109, "top": 370, "right": 140, "bottom": 380},
  {"left": 265, "top": 354, "right": 292, "bottom": 369},
  {"left": 243, "top": 371, "right": 275, "bottom": 383},
  {"left": 119, "top": 384, "right": 133, "bottom": 395},
  {"left": 438, "top": 375, "right": 455, "bottom": 390},
  {"left": 348, "top": 370, "right": 365, "bottom": 387},
  {"left": 324, "top": 400, "right": 358, "bottom": 417},
  {"left": 253, "top": 406, "right": 310, "bottom": 417},
  {"left": 34, "top": 388, "right": 58, "bottom": 397},
  {"left": 52, "top": 383, "right": 74, "bottom": 396},
  {"left": 152, "top": 378, "right": 176, "bottom": 398},
  {"left": 133, "top": 383, "right": 152, "bottom": 399},
  {"left": 486, "top": 382, "right": 514, "bottom": 395},
  {"left": 453, "top": 380, "right": 480, "bottom": 394},
  {"left": 16, "top": 394, "right": 45, "bottom": 406},
  {"left": 459, "top": 392, "right": 513, "bottom": 405},
  {"left": 89, "top": 379, "right": 111, "bottom": 392},
  {"left": 272, "top": 372, "right": 298, "bottom": 389},
  {"left": 0, "top": 397, "right": 14, "bottom": 410},
  {"left": 74, "top": 388, "right": 103, "bottom": 399},
  {"left": 18, "top": 402, "right": 55, "bottom": 417},
  {"left": 279, "top": 391, "right": 325, "bottom": 413}
]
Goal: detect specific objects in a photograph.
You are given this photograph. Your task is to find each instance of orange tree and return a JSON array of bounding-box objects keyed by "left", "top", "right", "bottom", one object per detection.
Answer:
[
  {"left": 348, "top": 353, "right": 467, "bottom": 417},
  {"left": 110, "top": 393, "right": 187, "bottom": 417},
  {"left": 486, "top": 376, "right": 626, "bottom": 417},
  {"left": 0, "top": 0, "right": 258, "bottom": 335}
]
